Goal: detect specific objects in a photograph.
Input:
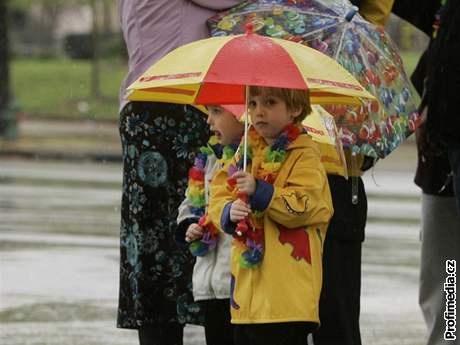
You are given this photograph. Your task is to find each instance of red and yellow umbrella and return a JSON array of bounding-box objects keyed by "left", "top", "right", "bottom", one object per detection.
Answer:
[{"left": 127, "top": 28, "right": 374, "bottom": 106}]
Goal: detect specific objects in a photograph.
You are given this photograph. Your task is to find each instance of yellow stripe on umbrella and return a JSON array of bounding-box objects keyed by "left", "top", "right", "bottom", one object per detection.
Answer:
[{"left": 303, "top": 105, "right": 347, "bottom": 178}]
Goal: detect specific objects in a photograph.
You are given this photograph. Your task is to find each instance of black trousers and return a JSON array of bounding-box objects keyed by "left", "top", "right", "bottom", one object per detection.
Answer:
[
  {"left": 200, "top": 299, "right": 234, "bottom": 345},
  {"left": 313, "top": 240, "right": 362, "bottom": 345},
  {"left": 138, "top": 322, "right": 184, "bottom": 345},
  {"left": 313, "top": 175, "right": 367, "bottom": 345},
  {"left": 234, "top": 322, "right": 316, "bottom": 345}
]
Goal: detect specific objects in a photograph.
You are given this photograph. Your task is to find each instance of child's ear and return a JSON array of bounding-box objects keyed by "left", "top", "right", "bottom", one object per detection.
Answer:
[{"left": 291, "top": 107, "right": 302, "bottom": 119}]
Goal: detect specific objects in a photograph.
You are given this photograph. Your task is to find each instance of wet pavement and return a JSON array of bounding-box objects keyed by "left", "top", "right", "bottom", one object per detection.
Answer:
[{"left": 0, "top": 155, "right": 428, "bottom": 345}]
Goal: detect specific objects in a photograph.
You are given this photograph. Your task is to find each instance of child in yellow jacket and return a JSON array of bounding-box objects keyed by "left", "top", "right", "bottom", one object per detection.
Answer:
[{"left": 208, "top": 86, "right": 334, "bottom": 345}]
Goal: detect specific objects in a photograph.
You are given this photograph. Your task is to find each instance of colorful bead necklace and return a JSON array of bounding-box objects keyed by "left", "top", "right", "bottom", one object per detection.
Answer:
[
  {"left": 227, "top": 123, "right": 305, "bottom": 268},
  {"left": 187, "top": 137, "right": 236, "bottom": 257}
]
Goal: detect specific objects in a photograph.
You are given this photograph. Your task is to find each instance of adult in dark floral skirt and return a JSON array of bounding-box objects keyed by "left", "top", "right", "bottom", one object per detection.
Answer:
[{"left": 117, "top": 1, "right": 241, "bottom": 345}]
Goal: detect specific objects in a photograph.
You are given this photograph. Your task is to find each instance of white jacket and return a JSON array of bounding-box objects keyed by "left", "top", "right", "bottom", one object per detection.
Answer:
[{"left": 177, "top": 154, "right": 232, "bottom": 301}]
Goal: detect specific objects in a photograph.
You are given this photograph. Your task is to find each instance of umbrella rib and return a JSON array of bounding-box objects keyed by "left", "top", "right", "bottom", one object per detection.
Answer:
[
  {"left": 312, "top": 0, "right": 344, "bottom": 16},
  {"left": 356, "top": 35, "right": 380, "bottom": 85},
  {"left": 333, "top": 21, "right": 348, "bottom": 60},
  {"left": 356, "top": 25, "right": 392, "bottom": 61},
  {"left": 222, "top": 7, "right": 338, "bottom": 20},
  {"left": 289, "top": 10, "right": 338, "bottom": 19},
  {"left": 354, "top": 40, "right": 383, "bottom": 115},
  {"left": 300, "top": 21, "right": 341, "bottom": 39},
  {"left": 195, "top": 82, "right": 206, "bottom": 105}
]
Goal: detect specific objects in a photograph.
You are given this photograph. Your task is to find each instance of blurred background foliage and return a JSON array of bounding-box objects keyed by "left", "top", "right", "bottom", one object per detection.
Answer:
[
  {"left": 2, "top": 0, "right": 126, "bottom": 124},
  {"left": 2, "top": 0, "right": 429, "bottom": 123}
]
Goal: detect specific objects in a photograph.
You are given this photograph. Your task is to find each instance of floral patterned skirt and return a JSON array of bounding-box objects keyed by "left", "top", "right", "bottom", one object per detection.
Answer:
[{"left": 117, "top": 102, "right": 209, "bottom": 329}]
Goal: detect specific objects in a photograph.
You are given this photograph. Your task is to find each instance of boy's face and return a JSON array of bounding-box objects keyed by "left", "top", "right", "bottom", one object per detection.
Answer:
[
  {"left": 206, "top": 106, "right": 244, "bottom": 145},
  {"left": 248, "top": 93, "right": 301, "bottom": 145}
]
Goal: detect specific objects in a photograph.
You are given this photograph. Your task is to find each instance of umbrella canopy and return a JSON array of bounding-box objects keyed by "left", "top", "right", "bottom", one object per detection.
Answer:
[
  {"left": 304, "top": 105, "right": 338, "bottom": 146},
  {"left": 127, "top": 30, "right": 374, "bottom": 107},
  {"left": 304, "top": 105, "right": 347, "bottom": 177},
  {"left": 208, "top": 0, "right": 421, "bottom": 158}
]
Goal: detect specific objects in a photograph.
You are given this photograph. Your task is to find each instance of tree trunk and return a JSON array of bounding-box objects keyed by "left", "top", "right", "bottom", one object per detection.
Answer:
[
  {"left": 91, "top": 0, "right": 101, "bottom": 99},
  {"left": 102, "top": 0, "right": 113, "bottom": 34},
  {"left": 0, "top": 0, "right": 10, "bottom": 136},
  {"left": 39, "top": 3, "right": 60, "bottom": 53}
]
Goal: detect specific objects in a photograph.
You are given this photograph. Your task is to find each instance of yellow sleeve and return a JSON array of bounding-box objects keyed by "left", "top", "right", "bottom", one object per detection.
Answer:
[
  {"left": 359, "top": 0, "right": 395, "bottom": 27},
  {"left": 208, "top": 167, "right": 236, "bottom": 232},
  {"left": 266, "top": 149, "right": 333, "bottom": 229}
]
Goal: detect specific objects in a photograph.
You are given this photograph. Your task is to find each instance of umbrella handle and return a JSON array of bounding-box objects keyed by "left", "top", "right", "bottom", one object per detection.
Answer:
[
  {"left": 351, "top": 152, "right": 359, "bottom": 205},
  {"left": 235, "top": 192, "right": 249, "bottom": 237},
  {"left": 345, "top": 6, "right": 359, "bottom": 22},
  {"left": 237, "top": 192, "right": 248, "bottom": 204},
  {"left": 243, "top": 85, "right": 249, "bottom": 171}
]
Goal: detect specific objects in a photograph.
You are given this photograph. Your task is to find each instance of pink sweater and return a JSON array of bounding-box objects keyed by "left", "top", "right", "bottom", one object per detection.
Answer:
[{"left": 118, "top": 0, "right": 241, "bottom": 110}]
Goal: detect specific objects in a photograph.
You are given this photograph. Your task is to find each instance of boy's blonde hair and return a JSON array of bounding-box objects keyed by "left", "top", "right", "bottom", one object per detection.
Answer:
[{"left": 248, "top": 86, "right": 312, "bottom": 123}]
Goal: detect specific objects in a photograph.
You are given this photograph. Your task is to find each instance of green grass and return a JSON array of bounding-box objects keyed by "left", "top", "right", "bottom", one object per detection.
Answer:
[{"left": 11, "top": 58, "right": 127, "bottom": 120}]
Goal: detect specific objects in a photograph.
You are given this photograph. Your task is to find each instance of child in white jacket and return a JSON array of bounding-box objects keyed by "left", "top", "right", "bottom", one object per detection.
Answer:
[{"left": 176, "top": 105, "right": 243, "bottom": 345}]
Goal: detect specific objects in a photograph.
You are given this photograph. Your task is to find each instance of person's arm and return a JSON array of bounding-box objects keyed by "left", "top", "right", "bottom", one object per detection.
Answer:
[
  {"left": 262, "top": 148, "right": 334, "bottom": 229},
  {"left": 190, "top": 0, "right": 242, "bottom": 11},
  {"left": 176, "top": 190, "right": 199, "bottom": 246},
  {"left": 359, "top": 0, "right": 395, "bottom": 27},
  {"left": 208, "top": 167, "right": 238, "bottom": 234}
]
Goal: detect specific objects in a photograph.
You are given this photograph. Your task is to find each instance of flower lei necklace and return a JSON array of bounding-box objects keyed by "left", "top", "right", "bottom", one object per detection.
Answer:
[
  {"left": 227, "top": 123, "right": 305, "bottom": 268},
  {"left": 187, "top": 136, "right": 236, "bottom": 257}
]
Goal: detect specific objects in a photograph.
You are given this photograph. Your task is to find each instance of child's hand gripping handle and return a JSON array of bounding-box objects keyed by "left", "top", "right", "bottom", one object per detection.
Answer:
[{"left": 235, "top": 192, "right": 249, "bottom": 237}]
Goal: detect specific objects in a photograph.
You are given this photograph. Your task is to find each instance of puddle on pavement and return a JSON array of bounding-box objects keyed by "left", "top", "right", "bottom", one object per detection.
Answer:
[
  {"left": 0, "top": 176, "right": 121, "bottom": 190},
  {"left": 0, "top": 159, "right": 427, "bottom": 345},
  {"left": 0, "top": 302, "right": 115, "bottom": 323}
]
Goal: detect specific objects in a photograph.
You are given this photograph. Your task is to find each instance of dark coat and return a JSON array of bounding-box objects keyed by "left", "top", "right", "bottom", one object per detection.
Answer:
[
  {"left": 411, "top": 1, "right": 458, "bottom": 195},
  {"left": 424, "top": 0, "right": 460, "bottom": 147},
  {"left": 392, "top": 0, "right": 442, "bottom": 35}
]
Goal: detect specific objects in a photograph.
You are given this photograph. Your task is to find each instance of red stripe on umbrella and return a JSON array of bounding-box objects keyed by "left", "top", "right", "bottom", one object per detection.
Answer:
[
  {"left": 203, "top": 33, "right": 307, "bottom": 90},
  {"left": 196, "top": 83, "right": 246, "bottom": 104}
]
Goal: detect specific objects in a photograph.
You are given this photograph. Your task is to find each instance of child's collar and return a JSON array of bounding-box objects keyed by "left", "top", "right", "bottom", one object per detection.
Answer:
[
  {"left": 251, "top": 124, "right": 311, "bottom": 151},
  {"left": 286, "top": 133, "right": 314, "bottom": 150},
  {"left": 209, "top": 141, "right": 239, "bottom": 159}
]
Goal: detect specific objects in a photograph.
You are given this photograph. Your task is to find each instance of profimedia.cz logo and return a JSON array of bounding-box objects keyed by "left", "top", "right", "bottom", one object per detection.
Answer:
[{"left": 444, "top": 260, "right": 457, "bottom": 341}]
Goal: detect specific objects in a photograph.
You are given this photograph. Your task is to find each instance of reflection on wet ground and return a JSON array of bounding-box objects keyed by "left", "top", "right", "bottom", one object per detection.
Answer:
[{"left": 0, "top": 158, "right": 426, "bottom": 345}]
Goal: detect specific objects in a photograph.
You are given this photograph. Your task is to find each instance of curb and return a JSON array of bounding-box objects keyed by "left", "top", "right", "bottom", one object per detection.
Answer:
[{"left": 0, "top": 149, "right": 121, "bottom": 163}]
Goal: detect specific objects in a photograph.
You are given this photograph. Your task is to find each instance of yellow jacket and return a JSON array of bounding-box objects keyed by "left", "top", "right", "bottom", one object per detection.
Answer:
[
  {"left": 360, "top": 0, "right": 395, "bottom": 28},
  {"left": 209, "top": 133, "right": 333, "bottom": 324}
]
